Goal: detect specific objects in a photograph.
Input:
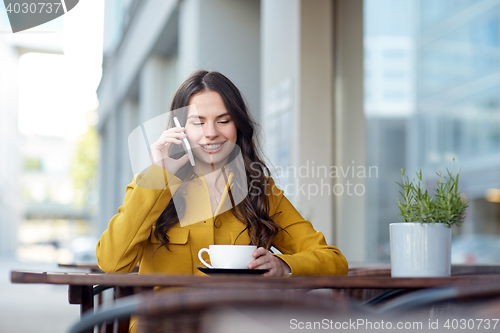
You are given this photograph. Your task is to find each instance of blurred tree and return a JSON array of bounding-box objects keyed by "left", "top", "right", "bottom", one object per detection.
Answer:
[
  {"left": 23, "top": 157, "right": 42, "bottom": 171},
  {"left": 70, "top": 125, "right": 99, "bottom": 207}
]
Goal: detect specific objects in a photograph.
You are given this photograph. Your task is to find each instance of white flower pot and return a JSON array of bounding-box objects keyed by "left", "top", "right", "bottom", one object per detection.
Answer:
[{"left": 390, "top": 222, "right": 451, "bottom": 277}]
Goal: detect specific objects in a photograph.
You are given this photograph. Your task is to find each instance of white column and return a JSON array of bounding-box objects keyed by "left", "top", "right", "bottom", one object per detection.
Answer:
[
  {"left": 163, "top": 57, "right": 179, "bottom": 110},
  {"left": 178, "top": 0, "right": 201, "bottom": 82},
  {"left": 298, "top": 0, "right": 335, "bottom": 244},
  {"left": 140, "top": 56, "right": 167, "bottom": 124},
  {"left": 120, "top": 99, "right": 139, "bottom": 188},
  {"left": 97, "top": 108, "right": 118, "bottom": 235},
  {"left": 0, "top": 37, "right": 20, "bottom": 257},
  {"left": 178, "top": 0, "right": 261, "bottom": 116},
  {"left": 261, "top": 0, "right": 338, "bottom": 245},
  {"left": 333, "top": 0, "right": 366, "bottom": 262},
  {"left": 261, "top": 0, "right": 300, "bottom": 202},
  {"left": 97, "top": 119, "right": 109, "bottom": 235}
]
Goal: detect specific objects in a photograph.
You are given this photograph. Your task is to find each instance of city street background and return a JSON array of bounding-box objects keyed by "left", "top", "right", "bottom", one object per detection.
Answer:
[{"left": 0, "top": 258, "right": 80, "bottom": 333}]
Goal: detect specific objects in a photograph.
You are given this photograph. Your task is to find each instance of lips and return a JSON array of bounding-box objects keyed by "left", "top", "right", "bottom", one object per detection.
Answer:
[{"left": 199, "top": 142, "right": 225, "bottom": 153}]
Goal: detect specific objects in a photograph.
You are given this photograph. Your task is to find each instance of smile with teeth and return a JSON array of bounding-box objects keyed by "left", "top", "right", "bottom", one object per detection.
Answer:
[
  {"left": 199, "top": 142, "right": 225, "bottom": 153},
  {"left": 201, "top": 143, "right": 222, "bottom": 149}
]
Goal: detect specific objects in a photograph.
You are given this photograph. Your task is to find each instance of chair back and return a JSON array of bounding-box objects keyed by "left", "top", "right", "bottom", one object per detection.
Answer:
[{"left": 136, "top": 288, "right": 356, "bottom": 333}]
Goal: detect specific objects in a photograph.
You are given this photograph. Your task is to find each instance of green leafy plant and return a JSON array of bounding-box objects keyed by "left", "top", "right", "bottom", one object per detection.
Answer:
[{"left": 396, "top": 162, "right": 468, "bottom": 227}]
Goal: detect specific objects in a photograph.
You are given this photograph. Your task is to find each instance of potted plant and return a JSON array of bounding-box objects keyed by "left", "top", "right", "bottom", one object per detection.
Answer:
[{"left": 390, "top": 163, "right": 468, "bottom": 277}]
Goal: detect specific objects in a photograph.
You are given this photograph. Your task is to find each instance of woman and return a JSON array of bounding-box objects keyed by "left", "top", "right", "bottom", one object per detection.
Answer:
[{"left": 96, "top": 70, "right": 348, "bottom": 278}]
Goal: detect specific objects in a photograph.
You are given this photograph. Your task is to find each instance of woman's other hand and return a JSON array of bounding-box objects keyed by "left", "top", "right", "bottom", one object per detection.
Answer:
[
  {"left": 248, "top": 247, "right": 291, "bottom": 277},
  {"left": 150, "top": 127, "right": 190, "bottom": 174}
]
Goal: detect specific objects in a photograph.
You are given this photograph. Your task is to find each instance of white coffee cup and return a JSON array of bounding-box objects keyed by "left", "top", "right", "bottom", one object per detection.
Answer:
[{"left": 198, "top": 245, "right": 256, "bottom": 269}]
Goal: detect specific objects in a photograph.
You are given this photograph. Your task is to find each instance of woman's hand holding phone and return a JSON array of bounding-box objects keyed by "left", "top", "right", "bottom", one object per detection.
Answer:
[{"left": 150, "top": 127, "right": 190, "bottom": 174}]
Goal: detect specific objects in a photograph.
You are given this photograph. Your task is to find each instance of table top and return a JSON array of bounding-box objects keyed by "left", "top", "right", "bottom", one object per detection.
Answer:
[
  {"left": 347, "top": 263, "right": 500, "bottom": 277},
  {"left": 57, "top": 263, "right": 139, "bottom": 273},
  {"left": 58, "top": 263, "right": 102, "bottom": 271},
  {"left": 10, "top": 269, "right": 500, "bottom": 290}
]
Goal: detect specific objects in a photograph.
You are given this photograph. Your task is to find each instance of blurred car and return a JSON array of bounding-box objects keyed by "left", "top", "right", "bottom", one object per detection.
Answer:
[{"left": 452, "top": 234, "right": 500, "bottom": 264}]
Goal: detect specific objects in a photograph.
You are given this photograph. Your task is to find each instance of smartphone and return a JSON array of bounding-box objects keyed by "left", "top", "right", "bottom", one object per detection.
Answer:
[{"left": 173, "top": 117, "right": 195, "bottom": 166}]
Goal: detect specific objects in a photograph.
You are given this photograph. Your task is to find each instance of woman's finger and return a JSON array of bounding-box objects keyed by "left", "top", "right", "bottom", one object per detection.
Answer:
[
  {"left": 154, "top": 134, "right": 185, "bottom": 147},
  {"left": 262, "top": 261, "right": 280, "bottom": 277},
  {"left": 162, "top": 130, "right": 187, "bottom": 139},
  {"left": 150, "top": 139, "right": 182, "bottom": 157},
  {"left": 251, "top": 253, "right": 289, "bottom": 277},
  {"left": 249, "top": 257, "right": 269, "bottom": 269},
  {"left": 252, "top": 247, "right": 268, "bottom": 258},
  {"left": 160, "top": 137, "right": 183, "bottom": 146},
  {"left": 248, "top": 251, "right": 274, "bottom": 270},
  {"left": 159, "top": 128, "right": 186, "bottom": 140},
  {"left": 151, "top": 131, "right": 185, "bottom": 149},
  {"left": 164, "top": 126, "right": 185, "bottom": 133},
  {"left": 149, "top": 126, "right": 191, "bottom": 174}
]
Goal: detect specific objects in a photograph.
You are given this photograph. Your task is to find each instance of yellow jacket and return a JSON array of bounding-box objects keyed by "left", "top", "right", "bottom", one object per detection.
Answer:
[{"left": 96, "top": 164, "right": 348, "bottom": 276}]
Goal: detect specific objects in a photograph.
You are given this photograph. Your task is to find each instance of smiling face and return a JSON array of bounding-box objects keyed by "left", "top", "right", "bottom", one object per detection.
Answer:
[{"left": 185, "top": 90, "right": 238, "bottom": 171}]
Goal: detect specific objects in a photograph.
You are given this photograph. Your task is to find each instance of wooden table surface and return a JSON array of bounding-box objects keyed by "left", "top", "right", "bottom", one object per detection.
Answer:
[
  {"left": 57, "top": 263, "right": 139, "bottom": 273},
  {"left": 10, "top": 270, "right": 500, "bottom": 289},
  {"left": 11, "top": 264, "right": 500, "bottom": 333}
]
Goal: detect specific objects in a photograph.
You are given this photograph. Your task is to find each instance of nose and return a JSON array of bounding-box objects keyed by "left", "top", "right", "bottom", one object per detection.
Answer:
[{"left": 203, "top": 122, "right": 218, "bottom": 139}]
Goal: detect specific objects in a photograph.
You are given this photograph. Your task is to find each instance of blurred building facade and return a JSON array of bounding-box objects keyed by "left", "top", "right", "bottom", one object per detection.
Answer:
[
  {"left": 365, "top": 0, "right": 500, "bottom": 261},
  {"left": 364, "top": 0, "right": 417, "bottom": 260},
  {"left": 415, "top": 0, "right": 500, "bottom": 239},
  {"left": 0, "top": 21, "right": 21, "bottom": 257},
  {"left": 97, "top": 0, "right": 366, "bottom": 261},
  {"left": 0, "top": 10, "right": 97, "bottom": 260},
  {"left": 17, "top": 133, "right": 95, "bottom": 263},
  {"left": 96, "top": 0, "right": 500, "bottom": 263}
]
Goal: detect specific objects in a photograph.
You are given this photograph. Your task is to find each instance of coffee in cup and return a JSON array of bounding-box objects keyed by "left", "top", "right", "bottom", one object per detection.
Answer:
[{"left": 198, "top": 245, "right": 256, "bottom": 269}]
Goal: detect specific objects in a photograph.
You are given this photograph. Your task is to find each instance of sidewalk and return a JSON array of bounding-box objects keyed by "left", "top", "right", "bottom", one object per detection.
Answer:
[{"left": 0, "top": 256, "right": 80, "bottom": 333}]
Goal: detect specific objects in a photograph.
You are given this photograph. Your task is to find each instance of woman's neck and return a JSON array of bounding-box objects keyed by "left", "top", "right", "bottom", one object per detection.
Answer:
[{"left": 192, "top": 159, "right": 228, "bottom": 176}]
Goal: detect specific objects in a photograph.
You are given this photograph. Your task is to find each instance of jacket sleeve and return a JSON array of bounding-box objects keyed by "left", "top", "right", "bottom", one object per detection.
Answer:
[
  {"left": 268, "top": 178, "right": 349, "bottom": 276},
  {"left": 96, "top": 164, "right": 182, "bottom": 273}
]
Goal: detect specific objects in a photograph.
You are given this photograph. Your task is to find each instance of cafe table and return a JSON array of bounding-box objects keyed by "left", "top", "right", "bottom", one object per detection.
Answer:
[{"left": 10, "top": 264, "right": 500, "bottom": 333}]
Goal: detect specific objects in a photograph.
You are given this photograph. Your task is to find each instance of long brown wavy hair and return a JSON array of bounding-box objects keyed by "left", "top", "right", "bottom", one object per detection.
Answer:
[{"left": 154, "top": 70, "right": 283, "bottom": 250}]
